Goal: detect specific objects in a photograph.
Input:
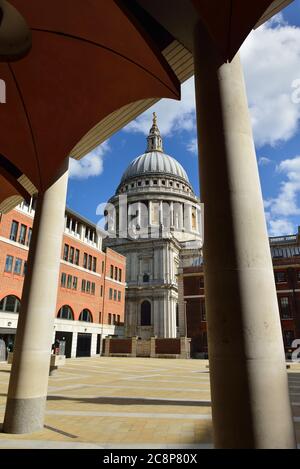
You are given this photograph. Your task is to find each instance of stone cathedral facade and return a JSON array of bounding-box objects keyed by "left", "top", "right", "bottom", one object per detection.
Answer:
[{"left": 104, "top": 114, "right": 202, "bottom": 339}]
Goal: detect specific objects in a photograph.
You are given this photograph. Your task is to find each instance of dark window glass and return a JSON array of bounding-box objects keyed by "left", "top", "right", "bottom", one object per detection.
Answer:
[
  {"left": 109, "top": 288, "right": 113, "bottom": 300},
  {"left": 283, "top": 330, "right": 294, "bottom": 346},
  {"left": 92, "top": 257, "right": 97, "bottom": 272},
  {"left": 91, "top": 283, "right": 95, "bottom": 295},
  {"left": 0, "top": 295, "right": 20, "bottom": 313},
  {"left": 113, "top": 289, "right": 117, "bottom": 301},
  {"left": 81, "top": 279, "right": 86, "bottom": 292},
  {"left": 100, "top": 285, "right": 103, "bottom": 297},
  {"left": 201, "top": 301, "right": 206, "bottom": 321},
  {"left": 143, "top": 273, "right": 149, "bottom": 283},
  {"left": 14, "top": 258, "right": 22, "bottom": 275},
  {"left": 118, "top": 291, "right": 121, "bottom": 302},
  {"left": 75, "top": 249, "right": 80, "bottom": 266},
  {"left": 275, "top": 271, "right": 286, "bottom": 283},
  {"left": 141, "top": 300, "right": 151, "bottom": 326},
  {"left": 280, "top": 297, "right": 292, "bottom": 319},
  {"left": 117, "top": 314, "right": 120, "bottom": 325},
  {"left": 83, "top": 253, "right": 88, "bottom": 269},
  {"left": 108, "top": 313, "right": 112, "bottom": 325},
  {"left": 63, "top": 244, "right": 69, "bottom": 261},
  {"left": 86, "top": 281, "right": 91, "bottom": 293},
  {"left": 61, "top": 273, "right": 66, "bottom": 287},
  {"left": 57, "top": 305, "right": 74, "bottom": 320},
  {"left": 67, "top": 275, "right": 72, "bottom": 289},
  {"left": 79, "top": 309, "right": 93, "bottom": 322},
  {"left": 102, "top": 261, "right": 104, "bottom": 273},
  {"left": 69, "top": 247, "right": 74, "bottom": 264},
  {"left": 18, "top": 224, "right": 27, "bottom": 245},
  {"left": 27, "top": 228, "right": 32, "bottom": 247},
  {"left": 118, "top": 268, "right": 122, "bottom": 282},
  {"left": 88, "top": 255, "right": 92, "bottom": 271},
  {"left": 110, "top": 265, "right": 113, "bottom": 279},
  {"left": 23, "top": 261, "right": 27, "bottom": 276},
  {"left": 73, "top": 277, "right": 77, "bottom": 290},
  {"left": 5, "top": 255, "right": 13, "bottom": 273},
  {"left": 9, "top": 221, "right": 19, "bottom": 241}
]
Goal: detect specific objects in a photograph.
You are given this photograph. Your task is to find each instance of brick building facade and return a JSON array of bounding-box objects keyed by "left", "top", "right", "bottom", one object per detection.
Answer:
[
  {"left": 178, "top": 232, "right": 300, "bottom": 358},
  {"left": 0, "top": 199, "right": 126, "bottom": 358}
]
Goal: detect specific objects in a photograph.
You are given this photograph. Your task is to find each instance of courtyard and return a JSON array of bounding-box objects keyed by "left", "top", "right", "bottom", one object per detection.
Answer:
[{"left": 0, "top": 357, "right": 299, "bottom": 449}]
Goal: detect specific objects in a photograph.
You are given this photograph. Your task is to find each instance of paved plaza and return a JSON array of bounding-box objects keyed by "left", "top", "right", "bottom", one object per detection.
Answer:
[{"left": 0, "top": 357, "right": 299, "bottom": 449}]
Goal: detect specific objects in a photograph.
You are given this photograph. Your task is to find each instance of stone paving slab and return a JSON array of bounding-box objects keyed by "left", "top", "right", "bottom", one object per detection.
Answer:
[{"left": 0, "top": 357, "right": 299, "bottom": 449}]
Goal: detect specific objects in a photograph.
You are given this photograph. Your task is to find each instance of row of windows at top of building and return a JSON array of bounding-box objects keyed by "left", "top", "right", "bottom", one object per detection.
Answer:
[
  {"left": 9, "top": 220, "right": 32, "bottom": 246},
  {"left": 65, "top": 216, "right": 98, "bottom": 243},
  {"left": 110, "top": 265, "right": 122, "bottom": 282},
  {"left": 274, "top": 271, "right": 300, "bottom": 283},
  {"left": 271, "top": 246, "right": 300, "bottom": 258},
  {"left": 120, "top": 179, "right": 191, "bottom": 193}
]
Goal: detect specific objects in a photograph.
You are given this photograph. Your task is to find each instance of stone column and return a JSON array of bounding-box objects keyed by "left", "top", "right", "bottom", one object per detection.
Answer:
[
  {"left": 3, "top": 162, "right": 69, "bottom": 434},
  {"left": 193, "top": 22, "right": 296, "bottom": 448}
]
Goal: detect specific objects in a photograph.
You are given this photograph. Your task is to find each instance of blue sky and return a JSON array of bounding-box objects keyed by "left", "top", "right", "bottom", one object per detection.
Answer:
[{"left": 67, "top": 1, "right": 300, "bottom": 237}]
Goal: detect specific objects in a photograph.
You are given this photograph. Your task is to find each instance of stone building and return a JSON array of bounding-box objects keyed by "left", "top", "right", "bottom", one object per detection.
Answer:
[{"left": 104, "top": 114, "right": 202, "bottom": 339}]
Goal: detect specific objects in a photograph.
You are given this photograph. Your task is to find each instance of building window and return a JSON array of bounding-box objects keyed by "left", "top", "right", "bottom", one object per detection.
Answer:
[
  {"left": 199, "top": 277, "right": 204, "bottom": 289},
  {"left": 145, "top": 180, "right": 149, "bottom": 185},
  {"left": 63, "top": 244, "right": 69, "bottom": 261},
  {"left": 91, "top": 283, "right": 95, "bottom": 295},
  {"left": 14, "top": 258, "right": 22, "bottom": 275},
  {"left": 113, "top": 289, "right": 117, "bottom": 301},
  {"left": 75, "top": 249, "right": 80, "bottom": 266},
  {"left": 4, "top": 255, "right": 13, "bottom": 273},
  {"left": 283, "top": 330, "right": 295, "bottom": 347},
  {"left": 109, "top": 288, "right": 113, "bottom": 300},
  {"left": 99, "top": 312, "right": 102, "bottom": 323},
  {"left": 110, "top": 265, "right": 113, "bottom": 279},
  {"left": 162, "top": 180, "right": 166, "bottom": 185},
  {"left": 153, "top": 180, "right": 158, "bottom": 185},
  {"left": 60, "top": 273, "right": 66, "bottom": 287},
  {"left": 23, "top": 261, "right": 27, "bottom": 276},
  {"left": 18, "top": 224, "right": 27, "bottom": 245},
  {"left": 118, "top": 291, "right": 121, "bottom": 302},
  {"left": 83, "top": 253, "right": 88, "bottom": 269},
  {"left": 100, "top": 285, "right": 103, "bottom": 297},
  {"left": 69, "top": 247, "right": 74, "bottom": 264},
  {"left": 81, "top": 279, "right": 86, "bottom": 292},
  {"left": 67, "top": 275, "right": 72, "bottom": 289},
  {"left": 88, "top": 255, "right": 92, "bottom": 271},
  {"left": 86, "top": 281, "right": 91, "bottom": 293},
  {"left": 108, "top": 313, "right": 112, "bottom": 325},
  {"left": 279, "top": 297, "right": 292, "bottom": 319},
  {"left": 143, "top": 273, "right": 149, "bottom": 283},
  {"left": 27, "top": 228, "right": 32, "bottom": 247},
  {"left": 92, "top": 257, "right": 97, "bottom": 272},
  {"left": 275, "top": 271, "right": 287, "bottom": 283},
  {"left": 79, "top": 309, "right": 93, "bottom": 322},
  {"left": 102, "top": 261, "right": 104, "bottom": 273},
  {"left": 114, "top": 266, "right": 118, "bottom": 281},
  {"left": 118, "top": 268, "right": 122, "bottom": 282},
  {"left": 117, "top": 314, "right": 120, "bottom": 325},
  {"left": 0, "top": 295, "right": 21, "bottom": 313},
  {"left": 138, "top": 181, "right": 141, "bottom": 186},
  {"left": 57, "top": 305, "right": 74, "bottom": 320},
  {"left": 201, "top": 301, "right": 206, "bottom": 321},
  {"left": 73, "top": 277, "right": 78, "bottom": 290},
  {"left": 9, "top": 220, "right": 19, "bottom": 241},
  {"left": 140, "top": 300, "right": 151, "bottom": 326}
]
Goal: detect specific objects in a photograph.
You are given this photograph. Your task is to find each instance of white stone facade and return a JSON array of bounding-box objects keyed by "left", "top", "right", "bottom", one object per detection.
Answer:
[{"left": 104, "top": 114, "right": 203, "bottom": 339}]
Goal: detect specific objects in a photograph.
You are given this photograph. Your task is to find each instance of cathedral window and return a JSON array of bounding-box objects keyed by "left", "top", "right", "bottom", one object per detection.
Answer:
[
  {"left": 140, "top": 300, "right": 151, "bottom": 326},
  {"left": 143, "top": 273, "right": 149, "bottom": 283}
]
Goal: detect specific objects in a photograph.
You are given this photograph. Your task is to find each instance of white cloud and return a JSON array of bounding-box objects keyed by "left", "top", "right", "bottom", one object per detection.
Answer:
[
  {"left": 265, "top": 155, "right": 300, "bottom": 235},
  {"left": 187, "top": 137, "right": 198, "bottom": 155},
  {"left": 258, "top": 156, "right": 272, "bottom": 166},
  {"left": 69, "top": 141, "right": 110, "bottom": 180},
  {"left": 241, "top": 20, "right": 300, "bottom": 147},
  {"left": 124, "top": 77, "right": 196, "bottom": 136}
]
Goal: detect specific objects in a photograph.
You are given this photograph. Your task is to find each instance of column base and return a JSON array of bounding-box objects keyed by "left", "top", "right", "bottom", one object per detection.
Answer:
[{"left": 3, "top": 396, "right": 46, "bottom": 434}]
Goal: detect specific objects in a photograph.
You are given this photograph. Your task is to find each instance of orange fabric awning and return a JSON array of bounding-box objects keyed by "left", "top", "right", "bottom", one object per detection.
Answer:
[{"left": 0, "top": 0, "right": 180, "bottom": 205}]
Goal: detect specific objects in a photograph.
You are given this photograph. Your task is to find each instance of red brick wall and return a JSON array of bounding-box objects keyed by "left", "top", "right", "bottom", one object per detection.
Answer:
[{"left": 0, "top": 209, "right": 126, "bottom": 326}]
